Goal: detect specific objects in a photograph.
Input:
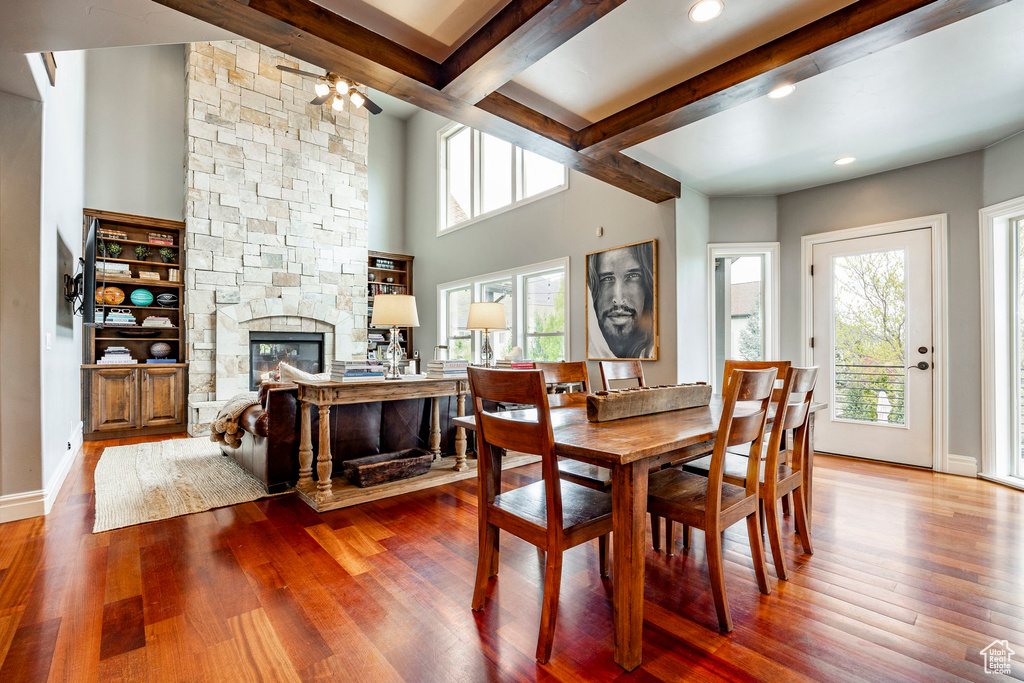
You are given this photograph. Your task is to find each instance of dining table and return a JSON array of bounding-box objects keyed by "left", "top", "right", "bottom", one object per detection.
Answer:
[{"left": 454, "top": 392, "right": 826, "bottom": 671}]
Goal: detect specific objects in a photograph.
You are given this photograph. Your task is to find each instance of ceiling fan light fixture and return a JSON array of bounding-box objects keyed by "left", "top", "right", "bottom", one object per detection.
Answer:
[
  {"left": 314, "top": 82, "right": 331, "bottom": 97},
  {"left": 768, "top": 84, "right": 795, "bottom": 99},
  {"left": 688, "top": 0, "right": 724, "bottom": 23},
  {"left": 335, "top": 80, "right": 349, "bottom": 95},
  {"left": 349, "top": 91, "right": 366, "bottom": 109},
  {"left": 834, "top": 156, "right": 856, "bottom": 166},
  {"left": 331, "top": 96, "right": 344, "bottom": 112}
]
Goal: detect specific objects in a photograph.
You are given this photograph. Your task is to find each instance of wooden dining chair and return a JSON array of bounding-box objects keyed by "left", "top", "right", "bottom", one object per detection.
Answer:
[
  {"left": 598, "top": 360, "right": 646, "bottom": 391},
  {"left": 467, "top": 367, "right": 613, "bottom": 663},
  {"left": 647, "top": 367, "right": 776, "bottom": 632},
  {"left": 682, "top": 367, "right": 817, "bottom": 580},
  {"left": 534, "top": 361, "right": 590, "bottom": 406}
]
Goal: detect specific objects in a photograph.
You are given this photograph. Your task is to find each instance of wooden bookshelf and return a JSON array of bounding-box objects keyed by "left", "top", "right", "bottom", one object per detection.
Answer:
[
  {"left": 367, "top": 250, "right": 414, "bottom": 362},
  {"left": 83, "top": 209, "right": 187, "bottom": 440}
]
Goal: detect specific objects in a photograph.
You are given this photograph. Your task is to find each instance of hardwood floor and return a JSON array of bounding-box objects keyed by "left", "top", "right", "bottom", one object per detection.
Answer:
[{"left": 0, "top": 436, "right": 1022, "bottom": 681}]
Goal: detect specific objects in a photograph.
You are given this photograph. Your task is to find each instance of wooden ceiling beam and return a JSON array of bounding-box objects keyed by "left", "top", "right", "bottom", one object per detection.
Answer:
[
  {"left": 150, "top": 0, "right": 680, "bottom": 202},
  {"left": 440, "top": 0, "right": 629, "bottom": 104},
  {"left": 575, "top": 0, "right": 1011, "bottom": 157}
]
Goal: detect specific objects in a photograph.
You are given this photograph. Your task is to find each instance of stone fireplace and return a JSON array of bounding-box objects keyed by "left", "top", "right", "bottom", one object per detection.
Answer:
[
  {"left": 183, "top": 39, "right": 369, "bottom": 433},
  {"left": 249, "top": 331, "right": 324, "bottom": 390}
]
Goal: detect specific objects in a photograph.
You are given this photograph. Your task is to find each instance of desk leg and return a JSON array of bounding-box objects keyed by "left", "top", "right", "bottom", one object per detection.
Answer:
[
  {"left": 612, "top": 460, "right": 648, "bottom": 671},
  {"left": 454, "top": 393, "right": 468, "bottom": 471},
  {"left": 316, "top": 405, "right": 333, "bottom": 505},
  {"left": 430, "top": 396, "right": 441, "bottom": 459},
  {"left": 298, "top": 401, "right": 313, "bottom": 488}
]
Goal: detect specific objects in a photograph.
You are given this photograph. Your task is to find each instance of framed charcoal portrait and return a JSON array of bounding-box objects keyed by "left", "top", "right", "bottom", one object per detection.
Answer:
[{"left": 586, "top": 239, "right": 658, "bottom": 360}]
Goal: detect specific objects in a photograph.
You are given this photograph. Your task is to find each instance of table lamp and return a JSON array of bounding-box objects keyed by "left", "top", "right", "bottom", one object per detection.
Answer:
[
  {"left": 466, "top": 302, "right": 507, "bottom": 367},
  {"left": 370, "top": 294, "right": 420, "bottom": 379}
]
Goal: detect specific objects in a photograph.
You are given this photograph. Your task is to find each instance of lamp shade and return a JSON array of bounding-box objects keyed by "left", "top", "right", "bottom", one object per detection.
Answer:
[
  {"left": 466, "top": 302, "right": 507, "bottom": 331},
  {"left": 371, "top": 294, "right": 420, "bottom": 327}
]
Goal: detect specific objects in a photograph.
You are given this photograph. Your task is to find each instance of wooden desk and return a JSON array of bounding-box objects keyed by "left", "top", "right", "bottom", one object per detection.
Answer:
[
  {"left": 295, "top": 376, "right": 473, "bottom": 511},
  {"left": 454, "top": 396, "right": 824, "bottom": 671}
]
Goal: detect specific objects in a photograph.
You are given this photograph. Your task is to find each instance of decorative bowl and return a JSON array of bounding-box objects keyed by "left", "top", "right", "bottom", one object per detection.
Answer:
[
  {"left": 97, "top": 287, "right": 125, "bottom": 305},
  {"left": 155, "top": 293, "right": 178, "bottom": 308},
  {"left": 150, "top": 342, "right": 172, "bottom": 358},
  {"left": 130, "top": 289, "right": 154, "bottom": 306}
]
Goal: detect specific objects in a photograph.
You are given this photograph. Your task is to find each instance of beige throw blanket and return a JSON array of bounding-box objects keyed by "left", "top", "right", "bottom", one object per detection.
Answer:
[{"left": 210, "top": 392, "right": 261, "bottom": 449}]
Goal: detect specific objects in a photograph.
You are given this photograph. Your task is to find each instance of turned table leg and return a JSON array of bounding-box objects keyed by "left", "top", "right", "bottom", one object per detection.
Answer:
[
  {"left": 298, "top": 402, "right": 313, "bottom": 488},
  {"left": 316, "top": 405, "right": 333, "bottom": 505},
  {"left": 454, "top": 392, "right": 468, "bottom": 471},
  {"left": 430, "top": 396, "right": 441, "bottom": 459}
]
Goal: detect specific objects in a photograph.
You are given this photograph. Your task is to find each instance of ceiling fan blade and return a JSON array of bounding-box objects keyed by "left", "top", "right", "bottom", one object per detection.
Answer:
[
  {"left": 310, "top": 92, "right": 334, "bottom": 106},
  {"left": 361, "top": 94, "right": 383, "bottom": 115},
  {"left": 276, "top": 64, "right": 326, "bottom": 80}
]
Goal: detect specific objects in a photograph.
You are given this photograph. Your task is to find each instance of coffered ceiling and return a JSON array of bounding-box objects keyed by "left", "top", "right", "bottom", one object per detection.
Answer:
[{"left": 4, "top": 0, "right": 1022, "bottom": 199}]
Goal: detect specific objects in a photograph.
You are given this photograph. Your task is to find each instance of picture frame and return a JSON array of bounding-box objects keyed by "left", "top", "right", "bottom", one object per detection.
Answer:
[{"left": 586, "top": 239, "right": 658, "bottom": 360}]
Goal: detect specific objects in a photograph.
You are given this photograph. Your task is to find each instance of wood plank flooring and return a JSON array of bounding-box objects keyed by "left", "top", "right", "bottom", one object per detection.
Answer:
[{"left": 0, "top": 435, "right": 1022, "bottom": 681}]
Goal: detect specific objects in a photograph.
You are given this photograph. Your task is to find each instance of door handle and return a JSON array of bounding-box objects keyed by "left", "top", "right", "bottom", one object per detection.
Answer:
[{"left": 908, "top": 361, "right": 930, "bottom": 370}]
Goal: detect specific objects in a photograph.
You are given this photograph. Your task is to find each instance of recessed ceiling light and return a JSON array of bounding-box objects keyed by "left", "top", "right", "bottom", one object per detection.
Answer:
[
  {"left": 834, "top": 156, "right": 856, "bottom": 166},
  {"left": 768, "top": 84, "right": 795, "bottom": 99},
  {"left": 688, "top": 0, "right": 724, "bottom": 23}
]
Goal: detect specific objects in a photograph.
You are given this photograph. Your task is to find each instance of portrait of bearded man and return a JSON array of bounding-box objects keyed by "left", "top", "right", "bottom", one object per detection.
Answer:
[{"left": 586, "top": 240, "right": 657, "bottom": 360}]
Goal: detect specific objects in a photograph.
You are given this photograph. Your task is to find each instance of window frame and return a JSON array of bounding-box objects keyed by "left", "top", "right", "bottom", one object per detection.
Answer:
[
  {"left": 437, "top": 123, "right": 569, "bottom": 236},
  {"left": 444, "top": 286, "right": 473, "bottom": 361},
  {"left": 523, "top": 267, "right": 568, "bottom": 361},
  {"left": 706, "top": 243, "right": 780, "bottom": 385},
  {"left": 437, "top": 257, "right": 571, "bottom": 364}
]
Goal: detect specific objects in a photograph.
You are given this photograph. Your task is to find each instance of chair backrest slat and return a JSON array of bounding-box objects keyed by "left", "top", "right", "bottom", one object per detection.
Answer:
[
  {"left": 468, "top": 367, "right": 563, "bottom": 532},
  {"left": 763, "top": 367, "right": 818, "bottom": 491},
  {"left": 705, "top": 368, "right": 776, "bottom": 520},
  {"left": 535, "top": 361, "right": 590, "bottom": 408},
  {"left": 598, "top": 360, "right": 646, "bottom": 391},
  {"left": 722, "top": 360, "right": 790, "bottom": 394}
]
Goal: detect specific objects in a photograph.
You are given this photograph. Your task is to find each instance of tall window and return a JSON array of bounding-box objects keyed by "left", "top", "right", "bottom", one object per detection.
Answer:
[
  {"left": 1012, "top": 216, "right": 1024, "bottom": 479},
  {"left": 439, "top": 259, "right": 570, "bottom": 363},
  {"left": 707, "top": 244, "right": 779, "bottom": 385},
  {"left": 441, "top": 125, "right": 567, "bottom": 232}
]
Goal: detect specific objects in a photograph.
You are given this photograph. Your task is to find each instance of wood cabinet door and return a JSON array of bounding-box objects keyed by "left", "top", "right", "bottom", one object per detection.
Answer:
[
  {"left": 141, "top": 367, "right": 184, "bottom": 427},
  {"left": 91, "top": 368, "right": 138, "bottom": 431}
]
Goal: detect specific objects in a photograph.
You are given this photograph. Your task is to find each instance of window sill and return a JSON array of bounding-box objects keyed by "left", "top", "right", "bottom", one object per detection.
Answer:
[
  {"left": 437, "top": 182, "right": 569, "bottom": 237},
  {"left": 978, "top": 473, "right": 1024, "bottom": 492}
]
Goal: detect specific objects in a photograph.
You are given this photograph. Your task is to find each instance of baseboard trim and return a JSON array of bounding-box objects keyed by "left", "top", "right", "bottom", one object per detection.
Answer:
[
  {"left": 946, "top": 453, "right": 979, "bottom": 477},
  {"left": 0, "top": 423, "right": 83, "bottom": 523}
]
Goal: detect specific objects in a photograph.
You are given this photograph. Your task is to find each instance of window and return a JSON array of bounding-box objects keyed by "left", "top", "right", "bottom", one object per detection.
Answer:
[
  {"left": 438, "top": 259, "right": 570, "bottom": 363},
  {"left": 440, "top": 125, "right": 568, "bottom": 232},
  {"left": 1012, "top": 216, "right": 1024, "bottom": 479},
  {"left": 707, "top": 244, "right": 780, "bottom": 385}
]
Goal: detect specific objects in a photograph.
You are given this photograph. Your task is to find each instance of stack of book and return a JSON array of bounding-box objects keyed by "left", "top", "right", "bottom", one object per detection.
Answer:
[
  {"left": 331, "top": 360, "right": 387, "bottom": 382},
  {"left": 167, "top": 269, "right": 180, "bottom": 282},
  {"left": 138, "top": 271, "right": 161, "bottom": 281},
  {"left": 98, "top": 347, "right": 135, "bottom": 365},
  {"left": 368, "top": 282, "right": 407, "bottom": 296},
  {"left": 146, "top": 358, "right": 177, "bottom": 364},
  {"left": 95, "top": 262, "right": 130, "bottom": 278},
  {"left": 101, "top": 310, "right": 137, "bottom": 326},
  {"left": 142, "top": 316, "right": 173, "bottom": 327},
  {"left": 98, "top": 228, "right": 128, "bottom": 240},
  {"left": 495, "top": 359, "right": 536, "bottom": 369},
  {"left": 426, "top": 360, "right": 469, "bottom": 378},
  {"left": 147, "top": 232, "right": 174, "bottom": 246}
]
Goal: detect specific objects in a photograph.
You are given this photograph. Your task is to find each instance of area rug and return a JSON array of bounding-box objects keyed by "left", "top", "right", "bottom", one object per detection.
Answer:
[{"left": 93, "top": 438, "right": 271, "bottom": 533}]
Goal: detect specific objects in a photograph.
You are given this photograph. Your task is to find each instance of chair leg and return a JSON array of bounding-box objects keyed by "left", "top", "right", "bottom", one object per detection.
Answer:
[
  {"left": 704, "top": 526, "right": 732, "bottom": 632},
  {"left": 763, "top": 497, "right": 789, "bottom": 581},
  {"left": 664, "top": 518, "right": 674, "bottom": 556},
  {"left": 682, "top": 524, "right": 690, "bottom": 549},
  {"left": 489, "top": 529, "right": 500, "bottom": 577},
  {"left": 536, "top": 546, "right": 564, "bottom": 663},
  {"left": 473, "top": 523, "right": 499, "bottom": 611},
  {"left": 598, "top": 534, "right": 610, "bottom": 578},
  {"left": 781, "top": 492, "right": 792, "bottom": 516},
  {"left": 792, "top": 487, "right": 814, "bottom": 555},
  {"left": 651, "top": 513, "right": 661, "bottom": 552},
  {"left": 758, "top": 498, "right": 766, "bottom": 537},
  {"left": 746, "top": 508, "right": 772, "bottom": 596}
]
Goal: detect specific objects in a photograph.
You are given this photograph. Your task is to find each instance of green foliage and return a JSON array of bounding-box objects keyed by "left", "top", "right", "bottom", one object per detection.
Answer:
[
  {"left": 832, "top": 251, "right": 906, "bottom": 424},
  {"left": 103, "top": 241, "right": 122, "bottom": 258},
  {"left": 527, "top": 282, "right": 565, "bottom": 362},
  {"left": 159, "top": 247, "right": 175, "bottom": 261},
  {"left": 134, "top": 245, "right": 151, "bottom": 260},
  {"left": 737, "top": 291, "right": 762, "bottom": 361}
]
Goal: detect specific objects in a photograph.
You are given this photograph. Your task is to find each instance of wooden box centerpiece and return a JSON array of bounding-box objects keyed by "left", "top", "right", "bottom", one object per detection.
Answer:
[
  {"left": 342, "top": 448, "right": 433, "bottom": 487},
  {"left": 586, "top": 383, "right": 712, "bottom": 422}
]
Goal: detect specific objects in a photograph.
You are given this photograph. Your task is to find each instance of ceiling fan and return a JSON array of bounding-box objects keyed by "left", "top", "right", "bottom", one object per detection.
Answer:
[{"left": 276, "top": 65, "right": 383, "bottom": 115}]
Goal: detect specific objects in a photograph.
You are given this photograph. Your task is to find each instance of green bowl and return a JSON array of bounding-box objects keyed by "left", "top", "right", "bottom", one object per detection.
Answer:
[{"left": 130, "top": 288, "right": 154, "bottom": 306}]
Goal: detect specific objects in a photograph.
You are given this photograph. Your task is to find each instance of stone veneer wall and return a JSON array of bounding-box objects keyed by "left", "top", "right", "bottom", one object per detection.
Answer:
[{"left": 184, "top": 40, "right": 369, "bottom": 404}]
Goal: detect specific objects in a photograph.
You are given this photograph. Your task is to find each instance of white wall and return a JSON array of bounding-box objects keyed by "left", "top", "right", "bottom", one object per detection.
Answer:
[
  {"left": 403, "top": 110, "right": 679, "bottom": 384},
  {"left": 983, "top": 131, "right": 1024, "bottom": 206},
  {"left": 84, "top": 45, "right": 186, "bottom": 221},
  {"left": 368, "top": 113, "right": 407, "bottom": 254},
  {"left": 676, "top": 186, "right": 711, "bottom": 383},
  {"left": 709, "top": 197, "right": 778, "bottom": 243}
]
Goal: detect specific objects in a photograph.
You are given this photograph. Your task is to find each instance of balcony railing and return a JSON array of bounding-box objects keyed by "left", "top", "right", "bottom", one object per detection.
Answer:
[{"left": 834, "top": 363, "right": 906, "bottom": 425}]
